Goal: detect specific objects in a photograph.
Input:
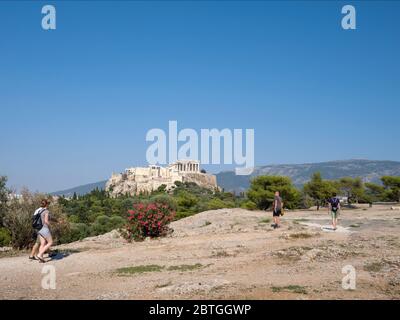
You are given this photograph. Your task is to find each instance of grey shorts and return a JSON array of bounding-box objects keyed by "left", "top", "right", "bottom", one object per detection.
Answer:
[{"left": 38, "top": 226, "right": 52, "bottom": 240}]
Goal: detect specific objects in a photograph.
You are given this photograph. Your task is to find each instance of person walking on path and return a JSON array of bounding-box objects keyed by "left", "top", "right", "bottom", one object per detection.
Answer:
[
  {"left": 328, "top": 193, "right": 341, "bottom": 231},
  {"left": 272, "top": 191, "right": 283, "bottom": 229},
  {"left": 29, "top": 199, "right": 48, "bottom": 260},
  {"left": 36, "top": 199, "right": 53, "bottom": 263}
]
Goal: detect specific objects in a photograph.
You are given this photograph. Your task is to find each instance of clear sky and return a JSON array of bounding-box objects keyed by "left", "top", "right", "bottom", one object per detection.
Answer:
[{"left": 0, "top": 1, "right": 399, "bottom": 192}]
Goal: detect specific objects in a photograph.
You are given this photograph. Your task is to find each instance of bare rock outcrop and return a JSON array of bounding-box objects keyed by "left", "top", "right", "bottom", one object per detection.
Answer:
[{"left": 106, "top": 160, "right": 218, "bottom": 196}]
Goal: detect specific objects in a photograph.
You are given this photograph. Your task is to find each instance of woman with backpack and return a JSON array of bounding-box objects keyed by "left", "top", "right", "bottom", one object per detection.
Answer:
[
  {"left": 30, "top": 199, "right": 47, "bottom": 260},
  {"left": 35, "top": 199, "right": 53, "bottom": 263}
]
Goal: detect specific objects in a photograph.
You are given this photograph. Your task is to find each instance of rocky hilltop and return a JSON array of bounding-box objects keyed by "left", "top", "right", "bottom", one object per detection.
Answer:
[
  {"left": 105, "top": 160, "right": 218, "bottom": 197},
  {"left": 1, "top": 205, "right": 399, "bottom": 299}
]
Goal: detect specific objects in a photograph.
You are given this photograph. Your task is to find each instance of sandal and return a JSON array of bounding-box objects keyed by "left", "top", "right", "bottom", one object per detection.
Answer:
[
  {"left": 37, "top": 256, "right": 46, "bottom": 263},
  {"left": 29, "top": 256, "right": 37, "bottom": 261}
]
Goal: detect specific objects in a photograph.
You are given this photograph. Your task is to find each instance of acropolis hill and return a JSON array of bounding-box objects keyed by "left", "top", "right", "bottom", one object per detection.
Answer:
[{"left": 105, "top": 160, "right": 218, "bottom": 197}]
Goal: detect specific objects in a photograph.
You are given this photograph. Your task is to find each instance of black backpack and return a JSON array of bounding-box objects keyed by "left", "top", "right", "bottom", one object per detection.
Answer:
[
  {"left": 32, "top": 208, "right": 45, "bottom": 230},
  {"left": 330, "top": 197, "right": 340, "bottom": 209}
]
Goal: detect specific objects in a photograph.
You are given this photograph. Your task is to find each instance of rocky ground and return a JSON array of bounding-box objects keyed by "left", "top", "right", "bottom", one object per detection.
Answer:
[{"left": 0, "top": 205, "right": 399, "bottom": 300}]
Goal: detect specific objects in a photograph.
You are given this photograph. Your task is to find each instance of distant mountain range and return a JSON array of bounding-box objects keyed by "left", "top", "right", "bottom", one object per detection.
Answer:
[
  {"left": 217, "top": 159, "right": 400, "bottom": 193},
  {"left": 50, "top": 180, "right": 107, "bottom": 197},
  {"left": 50, "top": 160, "right": 400, "bottom": 196}
]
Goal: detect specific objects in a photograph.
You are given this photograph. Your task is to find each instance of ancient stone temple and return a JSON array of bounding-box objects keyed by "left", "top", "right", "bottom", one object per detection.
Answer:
[{"left": 105, "top": 160, "right": 218, "bottom": 196}]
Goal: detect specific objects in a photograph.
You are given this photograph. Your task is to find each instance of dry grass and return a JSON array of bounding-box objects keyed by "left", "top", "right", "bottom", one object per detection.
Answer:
[
  {"left": 289, "top": 232, "right": 314, "bottom": 239},
  {"left": 272, "top": 285, "right": 308, "bottom": 294},
  {"left": 167, "top": 263, "right": 204, "bottom": 272},
  {"left": 116, "top": 264, "right": 164, "bottom": 275},
  {"left": 364, "top": 261, "right": 384, "bottom": 273},
  {"left": 116, "top": 263, "right": 206, "bottom": 275},
  {"left": 259, "top": 218, "right": 271, "bottom": 224}
]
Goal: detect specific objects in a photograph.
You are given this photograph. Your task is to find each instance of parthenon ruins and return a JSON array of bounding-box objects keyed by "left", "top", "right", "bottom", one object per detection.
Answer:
[{"left": 106, "top": 160, "right": 218, "bottom": 196}]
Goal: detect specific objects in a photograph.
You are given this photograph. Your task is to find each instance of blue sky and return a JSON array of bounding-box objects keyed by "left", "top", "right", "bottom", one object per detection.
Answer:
[{"left": 0, "top": 1, "right": 399, "bottom": 192}]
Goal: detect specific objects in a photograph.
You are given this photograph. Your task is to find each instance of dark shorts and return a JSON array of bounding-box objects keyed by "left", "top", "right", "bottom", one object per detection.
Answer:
[
  {"left": 273, "top": 209, "right": 282, "bottom": 217},
  {"left": 331, "top": 208, "right": 339, "bottom": 219}
]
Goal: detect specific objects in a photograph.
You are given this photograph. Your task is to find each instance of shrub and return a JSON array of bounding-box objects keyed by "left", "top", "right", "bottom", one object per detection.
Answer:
[
  {"left": 68, "top": 215, "right": 80, "bottom": 223},
  {"left": 89, "top": 215, "right": 125, "bottom": 236},
  {"left": 47, "top": 201, "right": 71, "bottom": 245},
  {"left": 207, "top": 198, "right": 235, "bottom": 210},
  {"left": 3, "top": 189, "right": 40, "bottom": 249},
  {"left": 109, "top": 215, "right": 125, "bottom": 227},
  {"left": 5, "top": 191, "right": 71, "bottom": 247},
  {"left": 206, "top": 198, "right": 227, "bottom": 210},
  {"left": 240, "top": 200, "right": 257, "bottom": 210},
  {"left": 192, "top": 202, "right": 209, "bottom": 214},
  {"left": 59, "top": 223, "right": 90, "bottom": 243},
  {"left": 0, "top": 176, "right": 10, "bottom": 227},
  {"left": 4, "top": 207, "right": 33, "bottom": 249},
  {"left": 149, "top": 194, "right": 178, "bottom": 212},
  {"left": 175, "top": 210, "right": 195, "bottom": 220},
  {"left": 122, "top": 202, "right": 175, "bottom": 242},
  {"left": 0, "top": 227, "right": 11, "bottom": 247},
  {"left": 90, "top": 215, "right": 110, "bottom": 236},
  {"left": 95, "top": 215, "right": 110, "bottom": 225},
  {"left": 72, "top": 223, "right": 90, "bottom": 239},
  {"left": 176, "top": 191, "right": 199, "bottom": 209}
]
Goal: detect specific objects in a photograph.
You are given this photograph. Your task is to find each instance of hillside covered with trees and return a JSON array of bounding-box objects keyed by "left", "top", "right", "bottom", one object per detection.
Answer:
[{"left": 1, "top": 173, "right": 399, "bottom": 249}]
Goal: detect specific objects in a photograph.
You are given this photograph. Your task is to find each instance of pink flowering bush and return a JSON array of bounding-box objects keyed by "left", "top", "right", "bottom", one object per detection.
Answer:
[{"left": 122, "top": 202, "right": 175, "bottom": 242}]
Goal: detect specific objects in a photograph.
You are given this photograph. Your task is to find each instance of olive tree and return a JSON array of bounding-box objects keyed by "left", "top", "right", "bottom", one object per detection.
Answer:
[{"left": 247, "top": 176, "right": 300, "bottom": 210}]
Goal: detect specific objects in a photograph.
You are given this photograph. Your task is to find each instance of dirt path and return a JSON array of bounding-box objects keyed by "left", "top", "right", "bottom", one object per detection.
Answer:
[{"left": 1, "top": 206, "right": 400, "bottom": 300}]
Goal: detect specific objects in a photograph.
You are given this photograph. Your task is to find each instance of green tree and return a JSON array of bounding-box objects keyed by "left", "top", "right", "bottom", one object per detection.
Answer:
[
  {"left": 0, "top": 176, "right": 10, "bottom": 227},
  {"left": 364, "top": 182, "right": 385, "bottom": 203},
  {"left": 338, "top": 177, "right": 365, "bottom": 204},
  {"left": 303, "top": 172, "right": 338, "bottom": 210},
  {"left": 176, "top": 191, "right": 199, "bottom": 209},
  {"left": 0, "top": 227, "right": 11, "bottom": 246},
  {"left": 150, "top": 194, "right": 178, "bottom": 211},
  {"left": 381, "top": 176, "right": 400, "bottom": 202},
  {"left": 247, "top": 176, "right": 300, "bottom": 210}
]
